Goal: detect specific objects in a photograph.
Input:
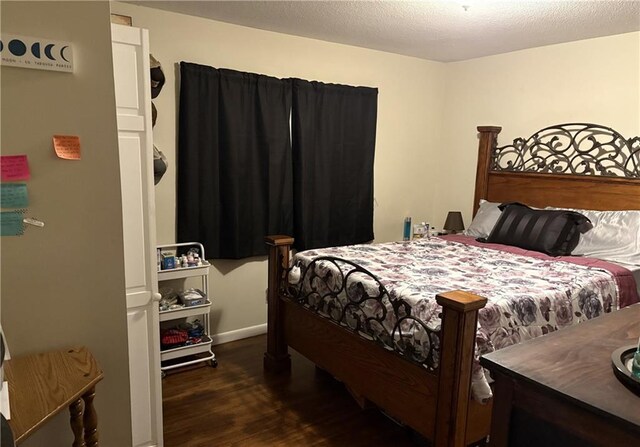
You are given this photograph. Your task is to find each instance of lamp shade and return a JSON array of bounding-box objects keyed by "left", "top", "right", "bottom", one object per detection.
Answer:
[{"left": 444, "top": 211, "right": 465, "bottom": 233}]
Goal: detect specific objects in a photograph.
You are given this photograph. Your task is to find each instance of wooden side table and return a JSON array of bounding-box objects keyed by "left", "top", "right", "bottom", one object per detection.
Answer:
[
  {"left": 5, "top": 346, "right": 104, "bottom": 446},
  {"left": 481, "top": 304, "right": 640, "bottom": 447}
]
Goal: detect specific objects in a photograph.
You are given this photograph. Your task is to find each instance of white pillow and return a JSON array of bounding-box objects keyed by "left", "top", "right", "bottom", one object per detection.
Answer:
[
  {"left": 546, "top": 207, "right": 640, "bottom": 266},
  {"left": 464, "top": 200, "right": 502, "bottom": 238}
]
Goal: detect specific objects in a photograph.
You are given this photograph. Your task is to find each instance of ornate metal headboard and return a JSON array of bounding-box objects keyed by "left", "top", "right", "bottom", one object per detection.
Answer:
[
  {"left": 491, "top": 123, "right": 640, "bottom": 178},
  {"left": 474, "top": 123, "right": 640, "bottom": 214}
]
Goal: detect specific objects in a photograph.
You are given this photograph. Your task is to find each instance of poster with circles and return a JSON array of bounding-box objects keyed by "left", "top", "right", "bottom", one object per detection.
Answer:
[{"left": 1, "top": 34, "right": 73, "bottom": 73}]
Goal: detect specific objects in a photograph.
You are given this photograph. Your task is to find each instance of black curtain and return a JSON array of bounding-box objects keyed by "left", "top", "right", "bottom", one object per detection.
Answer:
[
  {"left": 291, "top": 79, "right": 378, "bottom": 250},
  {"left": 177, "top": 62, "right": 293, "bottom": 259}
]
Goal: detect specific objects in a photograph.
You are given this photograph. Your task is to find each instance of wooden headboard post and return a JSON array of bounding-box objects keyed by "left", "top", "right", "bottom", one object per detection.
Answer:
[{"left": 474, "top": 126, "right": 502, "bottom": 215}]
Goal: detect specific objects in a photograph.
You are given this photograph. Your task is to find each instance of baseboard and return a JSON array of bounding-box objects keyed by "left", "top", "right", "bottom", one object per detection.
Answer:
[{"left": 212, "top": 323, "right": 267, "bottom": 346}]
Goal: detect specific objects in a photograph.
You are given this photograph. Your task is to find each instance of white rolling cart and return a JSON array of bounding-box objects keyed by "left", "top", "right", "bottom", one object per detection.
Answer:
[{"left": 157, "top": 242, "right": 217, "bottom": 377}]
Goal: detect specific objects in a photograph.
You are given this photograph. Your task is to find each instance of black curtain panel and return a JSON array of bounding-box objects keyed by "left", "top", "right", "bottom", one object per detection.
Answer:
[
  {"left": 177, "top": 62, "right": 293, "bottom": 259},
  {"left": 291, "top": 79, "right": 378, "bottom": 250}
]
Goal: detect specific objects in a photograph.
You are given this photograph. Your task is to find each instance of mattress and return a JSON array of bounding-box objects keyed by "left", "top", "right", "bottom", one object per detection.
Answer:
[
  {"left": 613, "top": 261, "right": 640, "bottom": 296},
  {"left": 290, "top": 235, "right": 639, "bottom": 401}
]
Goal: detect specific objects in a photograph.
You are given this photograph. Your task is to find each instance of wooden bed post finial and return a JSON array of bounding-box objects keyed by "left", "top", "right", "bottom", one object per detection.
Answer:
[
  {"left": 474, "top": 126, "right": 502, "bottom": 216},
  {"left": 434, "top": 290, "right": 488, "bottom": 447},
  {"left": 264, "top": 235, "right": 294, "bottom": 373}
]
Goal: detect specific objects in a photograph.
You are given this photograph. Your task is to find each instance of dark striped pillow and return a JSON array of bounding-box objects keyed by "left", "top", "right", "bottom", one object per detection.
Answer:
[{"left": 485, "top": 202, "right": 592, "bottom": 256}]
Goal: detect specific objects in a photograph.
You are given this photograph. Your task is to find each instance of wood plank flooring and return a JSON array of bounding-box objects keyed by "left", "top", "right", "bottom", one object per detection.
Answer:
[{"left": 162, "top": 335, "right": 425, "bottom": 446}]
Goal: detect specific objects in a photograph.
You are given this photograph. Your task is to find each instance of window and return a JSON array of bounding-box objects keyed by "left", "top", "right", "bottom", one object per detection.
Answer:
[{"left": 177, "top": 63, "right": 378, "bottom": 258}]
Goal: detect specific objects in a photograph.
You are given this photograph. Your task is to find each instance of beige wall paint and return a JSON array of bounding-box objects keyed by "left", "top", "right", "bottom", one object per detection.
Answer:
[
  {"left": 112, "top": 4, "right": 639, "bottom": 340},
  {"left": 437, "top": 32, "right": 640, "bottom": 227},
  {"left": 1, "top": 2, "right": 132, "bottom": 446},
  {"left": 1, "top": 2, "right": 635, "bottom": 443},
  {"left": 112, "top": 2, "right": 446, "bottom": 336}
]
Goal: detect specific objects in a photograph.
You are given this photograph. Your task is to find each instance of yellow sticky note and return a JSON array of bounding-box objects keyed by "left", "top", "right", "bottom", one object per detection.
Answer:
[{"left": 53, "top": 135, "right": 81, "bottom": 160}]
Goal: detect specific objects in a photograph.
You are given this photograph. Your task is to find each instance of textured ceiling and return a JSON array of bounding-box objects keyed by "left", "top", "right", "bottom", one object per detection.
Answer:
[{"left": 130, "top": 1, "right": 640, "bottom": 62}]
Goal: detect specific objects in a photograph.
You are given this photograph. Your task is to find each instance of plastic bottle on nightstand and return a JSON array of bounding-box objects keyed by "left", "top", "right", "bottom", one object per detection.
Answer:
[
  {"left": 403, "top": 217, "right": 411, "bottom": 241},
  {"left": 632, "top": 337, "right": 640, "bottom": 379}
]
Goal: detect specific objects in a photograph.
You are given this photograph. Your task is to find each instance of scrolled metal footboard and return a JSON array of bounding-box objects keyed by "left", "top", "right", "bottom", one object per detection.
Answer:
[{"left": 283, "top": 256, "right": 440, "bottom": 371}]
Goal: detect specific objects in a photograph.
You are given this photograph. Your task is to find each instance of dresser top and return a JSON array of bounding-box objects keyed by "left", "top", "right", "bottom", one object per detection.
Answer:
[{"left": 481, "top": 304, "right": 640, "bottom": 430}]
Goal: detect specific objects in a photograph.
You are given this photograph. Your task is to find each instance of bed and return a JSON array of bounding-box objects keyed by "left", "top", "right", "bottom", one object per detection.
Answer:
[{"left": 263, "top": 123, "right": 640, "bottom": 447}]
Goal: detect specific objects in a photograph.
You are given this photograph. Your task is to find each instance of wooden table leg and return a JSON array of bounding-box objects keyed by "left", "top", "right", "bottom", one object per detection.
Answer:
[
  {"left": 69, "top": 398, "right": 86, "bottom": 447},
  {"left": 488, "top": 372, "right": 514, "bottom": 447},
  {"left": 82, "top": 387, "right": 99, "bottom": 447}
]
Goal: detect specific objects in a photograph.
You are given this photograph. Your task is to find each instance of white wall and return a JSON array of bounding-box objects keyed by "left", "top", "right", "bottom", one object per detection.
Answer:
[
  {"left": 112, "top": 2, "right": 447, "bottom": 337},
  {"left": 1, "top": 2, "right": 132, "bottom": 446},
  {"left": 436, "top": 32, "right": 640, "bottom": 227}
]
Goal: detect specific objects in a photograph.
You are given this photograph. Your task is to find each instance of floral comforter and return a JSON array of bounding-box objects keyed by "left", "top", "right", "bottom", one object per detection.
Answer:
[{"left": 292, "top": 236, "right": 627, "bottom": 401}]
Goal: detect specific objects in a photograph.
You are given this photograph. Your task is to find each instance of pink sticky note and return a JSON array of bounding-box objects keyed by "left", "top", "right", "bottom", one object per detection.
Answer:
[{"left": 0, "top": 155, "right": 30, "bottom": 181}]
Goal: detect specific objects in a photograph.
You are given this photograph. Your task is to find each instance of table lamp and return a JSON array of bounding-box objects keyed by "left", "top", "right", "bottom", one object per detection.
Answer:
[{"left": 444, "top": 211, "right": 465, "bottom": 234}]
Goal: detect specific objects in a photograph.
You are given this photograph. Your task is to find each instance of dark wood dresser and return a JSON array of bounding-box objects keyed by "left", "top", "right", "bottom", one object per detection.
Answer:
[{"left": 480, "top": 303, "right": 640, "bottom": 447}]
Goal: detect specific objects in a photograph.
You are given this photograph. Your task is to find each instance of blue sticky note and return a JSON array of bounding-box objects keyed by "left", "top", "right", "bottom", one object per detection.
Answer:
[
  {"left": 0, "top": 183, "right": 28, "bottom": 208},
  {"left": 1, "top": 211, "right": 25, "bottom": 236}
]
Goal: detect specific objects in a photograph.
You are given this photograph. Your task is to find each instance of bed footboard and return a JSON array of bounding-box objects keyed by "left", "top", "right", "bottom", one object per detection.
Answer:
[
  {"left": 264, "top": 235, "right": 294, "bottom": 372},
  {"left": 264, "top": 236, "right": 489, "bottom": 446},
  {"left": 435, "top": 291, "right": 488, "bottom": 446}
]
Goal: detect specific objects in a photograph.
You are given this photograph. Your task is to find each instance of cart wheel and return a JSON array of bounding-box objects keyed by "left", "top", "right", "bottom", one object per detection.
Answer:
[
  {"left": 161, "top": 371, "right": 167, "bottom": 378},
  {"left": 210, "top": 359, "right": 218, "bottom": 368}
]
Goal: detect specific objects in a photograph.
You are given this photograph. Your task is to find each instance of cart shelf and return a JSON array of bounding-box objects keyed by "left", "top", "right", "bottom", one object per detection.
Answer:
[
  {"left": 158, "top": 262, "right": 211, "bottom": 281},
  {"left": 159, "top": 301, "right": 211, "bottom": 322},
  {"left": 161, "top": 335, "right": 212, "bottom": 361}
]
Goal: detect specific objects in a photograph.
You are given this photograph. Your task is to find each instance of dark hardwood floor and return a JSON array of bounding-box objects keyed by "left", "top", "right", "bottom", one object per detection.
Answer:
[{"left": 162, "top": 335, "right": 425, "bottom": 446}]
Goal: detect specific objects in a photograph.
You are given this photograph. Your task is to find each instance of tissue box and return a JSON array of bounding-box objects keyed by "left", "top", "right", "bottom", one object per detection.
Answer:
[
  {"left": 179, "top": 289, "right": 206, "bottom": 307},
  {"left": 412, "top": 223, "right": 430, "bottom": 239},
  {"left": 161, "top": 253, "right": 176, "bottom": 270}
]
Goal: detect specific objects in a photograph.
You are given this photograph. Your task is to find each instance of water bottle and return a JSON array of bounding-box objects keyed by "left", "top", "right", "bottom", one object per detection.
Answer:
[
  {"left": 403, "top": 217, "right": 411, "bottom": 241},
  {"left": 632, "top": 337, "right": 640, "bottom": 379}
]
